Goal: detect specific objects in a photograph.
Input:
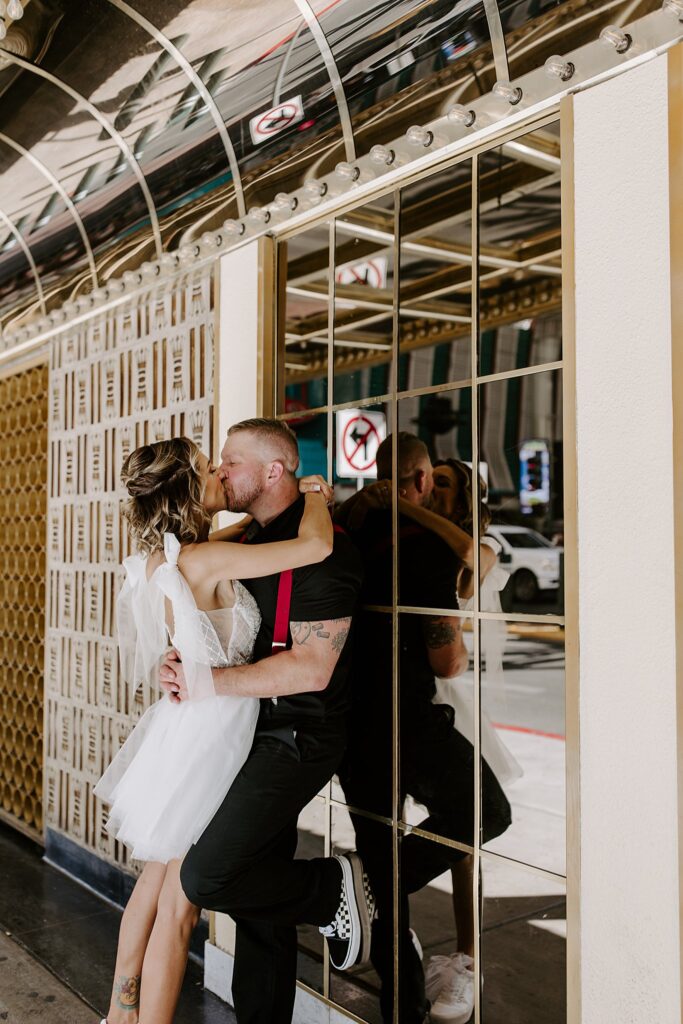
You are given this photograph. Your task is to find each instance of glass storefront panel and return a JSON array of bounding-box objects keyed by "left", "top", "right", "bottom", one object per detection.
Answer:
[
  {"left": 480, "top": 623, "right": 566, "bottom": 876},
  {"left": 274, "top": 125, "right": 569, "bottom": 1024},
  {"left": 278, "top": 223, "right": 330, "bottom": 413},
  {"left": 399, "top": 838, "right": 477, "bottom": 1024},
  {"left": 481, "top": 856, "right": 566, "bottom": 1023},
  {"left": 330, "top": 802, "right": 384, "bottom": 1024},
  {"left": 399, "top": 162, "right": 473, "bottom": 388},
  {"left": 285, "top": 409, "right": 329, "bottom": 479},
  {"left": 477, "top": 369, "right": 564, "bottom": 616},
  {"left": 334, "top": 194, "right": 395, "bottom": 405},
  {"left": 399, "top": 612, "right": 476, "bottom": 853},
  {"left": 478, "top": 128, "right": 562, "bottom": 374}
]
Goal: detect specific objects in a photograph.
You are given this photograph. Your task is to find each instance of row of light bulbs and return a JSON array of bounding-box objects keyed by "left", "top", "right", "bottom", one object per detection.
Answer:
[
  {"left": 3, "top": 8, "right": 682, "bottom": 346},
  {"left": 0, "top": 0, "right": 24, "bottom": 40}
]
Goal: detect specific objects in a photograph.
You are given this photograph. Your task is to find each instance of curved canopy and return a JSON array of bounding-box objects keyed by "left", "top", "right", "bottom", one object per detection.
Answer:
[{"left": 0, "top": 0, "right": 663, "bottom": 329}]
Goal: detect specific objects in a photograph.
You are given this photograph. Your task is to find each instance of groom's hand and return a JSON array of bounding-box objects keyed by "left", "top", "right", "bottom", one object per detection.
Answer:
[{"left": 159, "top": 649, "right": 189, "bottom": 703}]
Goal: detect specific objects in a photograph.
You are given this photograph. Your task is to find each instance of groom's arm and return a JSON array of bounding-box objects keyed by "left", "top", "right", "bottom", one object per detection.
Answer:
[
  {"left": 159, "top": 617, "right": 351, "bottom": 701},
  {"left": 213, "top": 617, "right": 351, "bottom": 698}
]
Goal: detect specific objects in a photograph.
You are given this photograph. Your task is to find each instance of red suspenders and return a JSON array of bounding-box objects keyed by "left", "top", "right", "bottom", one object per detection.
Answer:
[
  {"left": 242, "top": 521, "right": 347, "bottom": 657},
  {"left": 241, "top": 518, "right": 346, "bottom": 708},
  {"left": 271, "top": 569, "right": 293, "bottom": 655}
]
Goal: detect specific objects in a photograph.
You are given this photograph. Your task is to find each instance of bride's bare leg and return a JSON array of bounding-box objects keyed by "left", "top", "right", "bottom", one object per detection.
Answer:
[
  {"left": 139, "top": 858, "right": 200, "bottom": 1024},
  {"left": 106, "top": 861, "right": 167, "bottom": 1024}
]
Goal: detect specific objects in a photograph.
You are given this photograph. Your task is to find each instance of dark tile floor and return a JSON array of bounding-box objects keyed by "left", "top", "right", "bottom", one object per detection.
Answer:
[{"left": 0, "top": 821, "right": 235, "bottom": 1024}]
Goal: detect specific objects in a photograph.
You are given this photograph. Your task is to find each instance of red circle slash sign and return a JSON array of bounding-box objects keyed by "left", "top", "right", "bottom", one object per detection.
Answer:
[
  {"left": 256, "top": 104, "right": 299, "bottom": 136},
  {"left": 342, "top": 415, "right": 382, "bottom": 472}
]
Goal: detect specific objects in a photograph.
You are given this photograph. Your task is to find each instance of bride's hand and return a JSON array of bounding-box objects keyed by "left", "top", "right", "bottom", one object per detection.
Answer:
[
  {"left": 299, "top": 474, "right": 333, "bottom": 504},
  {"left": 159, "top": 649, "right": 189, "bottom": 703}
]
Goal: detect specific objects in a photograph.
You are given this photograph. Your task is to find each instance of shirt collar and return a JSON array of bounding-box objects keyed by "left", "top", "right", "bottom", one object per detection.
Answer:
[{"left": 244, "top": 495, "right": 305, "bottom": 542}]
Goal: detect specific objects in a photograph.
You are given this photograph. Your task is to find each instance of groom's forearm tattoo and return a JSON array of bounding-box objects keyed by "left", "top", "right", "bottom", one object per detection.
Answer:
[
  {"left": 291, "top": 617, "right": 351, "bottom": 653},
  {"left": 424, "top": 618, "right": 461, "bottom": 648},
  {"left": 115, "top": 974, "right": 141, "bottom": 1010}
]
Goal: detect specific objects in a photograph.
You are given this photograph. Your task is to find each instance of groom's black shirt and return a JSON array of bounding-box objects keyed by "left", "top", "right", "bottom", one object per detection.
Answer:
[{"left": 239, "top": 496, "right": 363, "bottom": 731}]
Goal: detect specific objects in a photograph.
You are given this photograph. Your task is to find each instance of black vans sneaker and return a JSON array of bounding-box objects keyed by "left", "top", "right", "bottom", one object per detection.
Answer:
[{"left": 319, "top": 852, "right": 375, "bottom": 970}]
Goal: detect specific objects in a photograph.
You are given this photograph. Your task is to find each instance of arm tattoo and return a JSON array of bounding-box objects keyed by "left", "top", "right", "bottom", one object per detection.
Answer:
[
  {"left": 115, "top": 974, "right": 141, "bottom": 1010},
  {"left": 424, "top": 618, "right": 460, "bottom": 649},
  {"left": 291, "top": 617, "right": 351, "bottom": 653},
  {"left": 332, "top": 623, "right": 350, "bottom": 654}
]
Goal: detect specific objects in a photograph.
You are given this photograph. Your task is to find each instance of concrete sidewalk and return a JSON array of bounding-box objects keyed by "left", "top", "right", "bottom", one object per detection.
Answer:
[{"left": 0, "top": 929, "right": 98, "bottom": 1023}]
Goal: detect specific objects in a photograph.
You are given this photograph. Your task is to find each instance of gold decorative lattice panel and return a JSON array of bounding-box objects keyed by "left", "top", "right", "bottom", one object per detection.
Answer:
[
  {"left": 45, "top": 271, "right": 215, "bottom": 866},
  {"left": 0, "top": 363, "right": 48, "bottom": 837}
]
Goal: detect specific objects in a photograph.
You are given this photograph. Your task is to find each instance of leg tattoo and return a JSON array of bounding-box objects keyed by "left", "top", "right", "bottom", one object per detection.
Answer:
[{"left": 115, "top": 974, "right": 141, "bottom": 1011}]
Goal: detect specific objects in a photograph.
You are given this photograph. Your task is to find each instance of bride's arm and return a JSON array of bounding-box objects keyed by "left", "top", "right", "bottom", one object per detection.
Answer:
[
  {"left": 399, "top": 497, "right": 496, "bottom": 576},
  {"left": 183, "top": 490, "right": 333, "bottom": 586},
  {"left": 208, "top": 515, "right": 252, "bottom": 543}
]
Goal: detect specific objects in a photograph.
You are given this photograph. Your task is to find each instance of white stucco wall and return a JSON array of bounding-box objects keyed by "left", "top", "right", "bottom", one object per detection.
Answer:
[{"left": 572, "top": 53, "right": 681, "bottom": 1022}]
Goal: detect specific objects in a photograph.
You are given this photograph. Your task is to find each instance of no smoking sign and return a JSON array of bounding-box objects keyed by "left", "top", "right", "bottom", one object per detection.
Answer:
[{"left": 336, "top": 409, "right": 387, "bottom": 479}]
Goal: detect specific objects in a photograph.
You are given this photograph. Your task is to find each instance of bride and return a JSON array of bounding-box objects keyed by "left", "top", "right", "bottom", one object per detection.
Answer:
[{"left": 95, "top": 436, "right": 333, "bottom": 1024}]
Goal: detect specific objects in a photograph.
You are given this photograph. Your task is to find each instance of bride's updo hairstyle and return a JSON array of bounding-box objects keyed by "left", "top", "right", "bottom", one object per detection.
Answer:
[{"left": 121, "top": 437, "right": 211, "bottom": 554}]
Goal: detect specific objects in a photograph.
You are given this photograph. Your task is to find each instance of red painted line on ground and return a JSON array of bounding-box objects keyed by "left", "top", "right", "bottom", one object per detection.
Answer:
[{"left": 493, "top": 722, "right": 565, "bottom": 741}]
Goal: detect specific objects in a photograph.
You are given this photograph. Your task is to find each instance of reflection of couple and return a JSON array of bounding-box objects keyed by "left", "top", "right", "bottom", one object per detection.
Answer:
[
  {"left": 96, "top": 419, "right": 374, "bottom": 1024},
  {"left": 339, "top": 433, "right": 513, "bottom": 1024}
]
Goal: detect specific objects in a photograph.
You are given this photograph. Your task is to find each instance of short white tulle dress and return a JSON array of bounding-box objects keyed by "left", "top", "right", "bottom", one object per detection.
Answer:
[{"left": 94, "top": 533, "right": 261, "bottom": 863}]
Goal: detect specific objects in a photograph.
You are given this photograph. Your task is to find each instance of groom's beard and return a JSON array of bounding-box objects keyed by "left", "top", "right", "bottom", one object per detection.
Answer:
[{"left": 222, "top": 478, "right": 266, "bottom": 514}]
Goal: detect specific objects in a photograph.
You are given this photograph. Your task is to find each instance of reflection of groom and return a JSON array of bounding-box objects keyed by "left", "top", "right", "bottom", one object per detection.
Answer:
[{"left": 160, "top": 418, "right": 372, "bottom": 1024}]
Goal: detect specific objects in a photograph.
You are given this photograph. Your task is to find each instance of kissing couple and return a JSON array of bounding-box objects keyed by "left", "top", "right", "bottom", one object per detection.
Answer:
[{"left": 95, "top": 417, "right": 374, "bottom": 1024}]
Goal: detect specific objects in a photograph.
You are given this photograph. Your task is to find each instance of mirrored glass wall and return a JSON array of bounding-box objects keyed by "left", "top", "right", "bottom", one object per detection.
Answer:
[{"left": 274, "top": 119, "right": 566, "bottom": 1024}]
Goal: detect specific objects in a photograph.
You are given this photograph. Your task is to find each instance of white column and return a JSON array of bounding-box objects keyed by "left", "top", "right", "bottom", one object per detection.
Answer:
[
  {"left": 216, "top": 237, "right": 261, "bottom": 446},
  {"left": 571, "top": 52, "right": 681, "bottom": 1023},
  {"left": 210, "top": 239, "right": 261, "bottom": 955}
]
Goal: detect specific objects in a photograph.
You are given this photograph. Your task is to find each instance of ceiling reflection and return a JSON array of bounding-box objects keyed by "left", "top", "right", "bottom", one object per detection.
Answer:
[{"left": 0, "top": 0, "right": 664, "bottom": 329}]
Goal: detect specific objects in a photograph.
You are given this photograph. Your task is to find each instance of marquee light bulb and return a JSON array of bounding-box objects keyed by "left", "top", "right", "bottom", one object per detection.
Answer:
[
  {"left": 272, "top": 192, "right": 298, "bottom": 212},
  {"left": 369, "top": 144, "right": 396, "bottom": 166},
  {"left": 160, "top": 252, "right": 179, "bottom": 271},
  {"left": 447, "top": 104, "right": 476, "bottom": 127},
  {"left": 6, "top": 0, "right": 22, "bottom": 20},
  {"left": 302, "top": 179, "right": 328, "bottom": 199},
  {"left": 140, "top": 260, "right": 160, "bottom": 279},
  {"left": 222, "top": 219, "right": 246, "bottom": 237},
  {"left": 599, "top": 25, "right": 632, "bottom": 52},
  {"left": 0, "top": 21, "right": 6, "bottom": 40},
  {"left": 335, "top": 161, "right": 360, "bottom": 181},
  {"left": 246, "top": 206, "right": 270, "bottom": 224},
  {"left": 544, "top": 55, "right": 575, "bottom": 81},
  {"left": 406, "top": 125, "right": 433, "bottom": 148},
  {"left": 492, "top": 80, "right": 523, "bottom": 105}
]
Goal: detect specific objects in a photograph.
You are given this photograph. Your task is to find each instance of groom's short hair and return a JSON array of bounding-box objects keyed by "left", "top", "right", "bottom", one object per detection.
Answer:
[{"left": 228, "top": 417, "right": 300, "bottom": 473}]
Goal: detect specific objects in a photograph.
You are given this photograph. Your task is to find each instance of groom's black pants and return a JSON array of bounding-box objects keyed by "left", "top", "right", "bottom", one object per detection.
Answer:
[{"left": 180, "top": 725, "right": 345, "bottom": 1024}]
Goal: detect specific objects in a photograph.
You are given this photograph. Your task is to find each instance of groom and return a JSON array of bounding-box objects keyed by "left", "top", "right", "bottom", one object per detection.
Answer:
[{"left": 159, "top": 417, "right": 372, "bottom": 1024}]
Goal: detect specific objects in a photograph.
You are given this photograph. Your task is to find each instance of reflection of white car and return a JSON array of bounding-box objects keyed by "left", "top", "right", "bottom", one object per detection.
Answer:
[{"left": 487, "top": 526, "right": 561, "bottom": 602}]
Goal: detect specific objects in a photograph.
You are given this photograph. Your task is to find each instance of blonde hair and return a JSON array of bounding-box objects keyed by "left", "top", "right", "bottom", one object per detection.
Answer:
[
  {"left": 121, "top": 437, "right": 211, "bottom": 554},
  {"left": 227, "top": 417, "right": 299, "bottom": 474}
]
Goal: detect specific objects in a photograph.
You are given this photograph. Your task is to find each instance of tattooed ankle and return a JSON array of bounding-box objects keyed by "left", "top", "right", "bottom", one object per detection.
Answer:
[{"left": 115, "top": 974, "right": 141, "bottom": 1010}]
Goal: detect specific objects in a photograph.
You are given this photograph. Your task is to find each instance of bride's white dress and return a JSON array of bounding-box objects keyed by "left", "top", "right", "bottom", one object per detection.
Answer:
[{"left": 94, "top": 533, "right": 261, "bottom": 863}]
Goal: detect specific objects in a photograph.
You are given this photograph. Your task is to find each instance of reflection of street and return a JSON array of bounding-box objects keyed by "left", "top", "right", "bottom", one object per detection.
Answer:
[{"left": 481, "top": 630, "right": 565, "bottom": 737}]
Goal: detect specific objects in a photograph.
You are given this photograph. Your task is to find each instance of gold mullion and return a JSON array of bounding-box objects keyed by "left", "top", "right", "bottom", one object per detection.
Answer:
[
  {"left": 471, "top": 153, "right": 483, "bottom": 1024},
  {"left": 390, "top": 189, "right": 401, "bottom": 1024},
  {"left": 323, "top": 218, "right": 335, "bottom": 1004},
  {"left": 280, "top": 359, "right": 563, "bottom": 416}
]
